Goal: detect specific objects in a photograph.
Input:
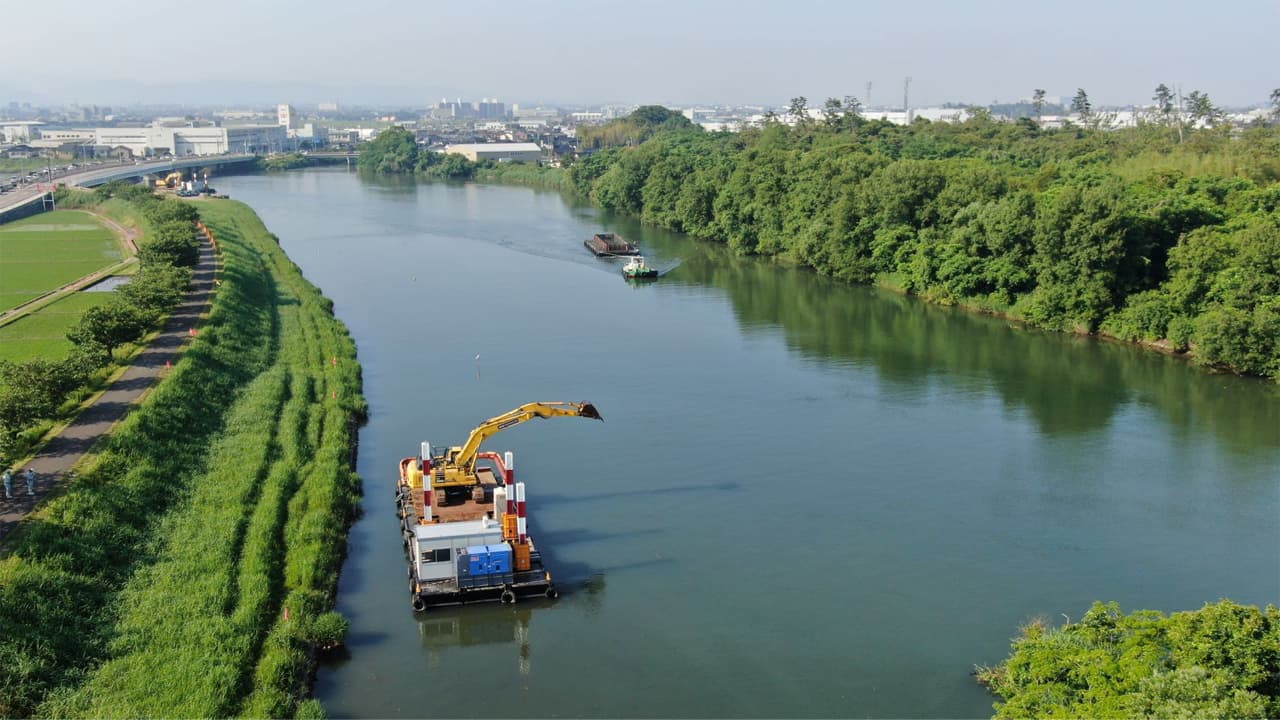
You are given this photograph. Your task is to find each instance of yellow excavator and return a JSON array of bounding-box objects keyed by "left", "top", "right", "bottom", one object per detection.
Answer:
[
  {"left": 426, "top": 401, "right": 602, "bottom": 505},
  {"left": 154, "top": 171, "right": 182, "bottom": 189}
]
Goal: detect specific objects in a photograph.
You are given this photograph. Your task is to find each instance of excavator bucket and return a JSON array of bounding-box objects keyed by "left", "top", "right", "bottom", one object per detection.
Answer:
[{"left": 579, "top": 402, "right": 603, "bottom": 421}]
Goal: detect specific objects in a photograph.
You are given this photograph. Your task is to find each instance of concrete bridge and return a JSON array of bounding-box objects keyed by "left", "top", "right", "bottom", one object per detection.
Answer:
[
  {"left": 302, "top": 151, "right": 358, "bottom": 159},
  {"left": 0, "top": 154, "right": 259, "bottom": 222}
]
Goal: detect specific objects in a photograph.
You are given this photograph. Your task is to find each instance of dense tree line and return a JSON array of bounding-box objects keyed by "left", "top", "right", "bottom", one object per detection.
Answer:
[
  {"left": 564, "top": 100, "right": 1280, "bottom": 380},
  {"left": 0, "top": 183, "right": 196, "bottom": 466},
  {"left": 978, "top": 600, "right": 1280, "bottom": 718}
]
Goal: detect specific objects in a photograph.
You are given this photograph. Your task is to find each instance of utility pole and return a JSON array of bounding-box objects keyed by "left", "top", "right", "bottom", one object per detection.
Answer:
[
  {"left": 1175, "top": 83, "right": 1185, "bottom": 143},
  {"left": 903, "top": 76, "right": 913, "bottom": 118},
  {"left": 865, "top": 81, "right": 873, "bottom": 109}
]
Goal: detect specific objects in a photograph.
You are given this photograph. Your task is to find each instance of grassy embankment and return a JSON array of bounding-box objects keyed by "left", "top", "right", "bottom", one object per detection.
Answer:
[{"left": 0, "top": 199, "right": 365, "bottom": 718}]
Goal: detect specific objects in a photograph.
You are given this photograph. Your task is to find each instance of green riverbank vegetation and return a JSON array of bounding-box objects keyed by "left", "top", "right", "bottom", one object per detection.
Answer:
[
  {"left": 261, "top": 152, "right": 321, "bottom": 171},
  {"left": 978, "top": 600, "right": 1280, "bottom": 719},
  {"left": 0, "top": 196, "right": 365, "bottom": 718},
  {"left": 0, "top": 184, "right": 198, "bottom": 468},
  {"left": 361, "top": 97, "right": 1280, "bottom": 380}
]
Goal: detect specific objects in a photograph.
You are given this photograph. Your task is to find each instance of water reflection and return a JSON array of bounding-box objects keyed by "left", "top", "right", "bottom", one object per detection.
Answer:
[
  {"left": 419, "top": 607, "right": 536, "bottom": 675},
  {"left": 599, "top": 211, "right": 1280, "bottom": 453}
]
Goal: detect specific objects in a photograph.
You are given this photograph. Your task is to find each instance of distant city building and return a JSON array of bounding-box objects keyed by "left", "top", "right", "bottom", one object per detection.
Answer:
[
  {"left": 476, "top": 98, "right": 507, "bottom": 119},
  {"left": 317, "top": 101, "right": 339, "bottom": 113},
  {"left": 443, "top": 142, "right": 541, "bottom": 163},
  {"left": 277, "top": 104, "right": 299, "bottom": 130},
  {"left": 434, "top": 98, "right": 473, "bottom": 119},
  {"left": 2, "top": 121, "right": 43, "bottom": 143},
  {"left": 216, "top": 109, "right": 271, "bottom": 121},
  {"left": 431, "top": 97, "right": 508, "bottom": 120},
  {"left": 289, "top": 123, "right": 329, "bottom": 143}
]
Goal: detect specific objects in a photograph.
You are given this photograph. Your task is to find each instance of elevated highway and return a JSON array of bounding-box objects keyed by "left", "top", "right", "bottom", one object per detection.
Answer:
[{"left": 0, "top": 154, "right": 259, "bottom": 222}]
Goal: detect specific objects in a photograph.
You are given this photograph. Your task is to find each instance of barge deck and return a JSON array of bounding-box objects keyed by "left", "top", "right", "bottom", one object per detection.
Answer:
[{"left": 397, "top": 457, "right": 556, "bottom": 611}]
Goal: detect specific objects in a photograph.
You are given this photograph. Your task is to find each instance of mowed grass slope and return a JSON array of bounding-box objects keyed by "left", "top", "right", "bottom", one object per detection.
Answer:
[
  {"left": 0, "top": 200, "right": 364, "bottom": 718},
  {"left": 0, "top": 210, "right": 126, "bottom": 312}
]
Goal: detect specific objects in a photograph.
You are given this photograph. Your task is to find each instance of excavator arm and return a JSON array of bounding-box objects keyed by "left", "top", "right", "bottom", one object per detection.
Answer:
[{"left": 448, "top": 401, "right": 602, "bottom": 475}]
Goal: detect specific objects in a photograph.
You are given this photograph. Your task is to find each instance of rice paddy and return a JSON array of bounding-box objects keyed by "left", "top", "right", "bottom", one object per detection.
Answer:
[{"left": 0, "top": 210, "right": 126, "bottom": 313}]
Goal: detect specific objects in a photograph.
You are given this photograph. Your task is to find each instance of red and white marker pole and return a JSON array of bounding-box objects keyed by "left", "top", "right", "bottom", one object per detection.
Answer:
[
  {"left": 504, "top": 451, "right": 516, "bottom": 516},
  {"left": 515, "top": 482, "right": 527, "bottom": 543}
]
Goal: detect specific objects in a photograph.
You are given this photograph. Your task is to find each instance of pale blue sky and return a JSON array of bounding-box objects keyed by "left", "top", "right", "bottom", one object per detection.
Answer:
[{"left": 3, "top": 0, "right": 1276, "bottom": 107}]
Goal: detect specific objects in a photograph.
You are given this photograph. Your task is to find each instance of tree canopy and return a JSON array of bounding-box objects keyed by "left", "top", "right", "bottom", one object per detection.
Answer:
[{"left": 978, "top": 600, "right": 1280, "bottom": 719}]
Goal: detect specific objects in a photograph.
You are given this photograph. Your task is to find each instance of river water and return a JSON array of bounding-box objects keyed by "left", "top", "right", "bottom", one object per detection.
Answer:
[{"left": 214, "top": 169, "right": 1280, "bottom": 718}]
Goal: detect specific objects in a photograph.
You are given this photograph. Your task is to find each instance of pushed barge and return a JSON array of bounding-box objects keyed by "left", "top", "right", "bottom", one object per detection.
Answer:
[
  {"left": 584, "top": 232, "right": 640, "bottom": 256},
  {"left": 397, "top": 402, "right": 603, "bottom": 611}
]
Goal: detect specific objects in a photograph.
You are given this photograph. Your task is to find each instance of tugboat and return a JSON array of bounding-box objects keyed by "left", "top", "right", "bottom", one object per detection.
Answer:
[{"left": 621, "top": 255, "right": 659, "bottom": 280}]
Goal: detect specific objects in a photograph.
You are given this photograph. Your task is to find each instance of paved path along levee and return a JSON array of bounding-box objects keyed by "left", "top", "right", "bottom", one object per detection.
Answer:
[{"left": 0, "top": 233, "right": 217, "bottom": 542}]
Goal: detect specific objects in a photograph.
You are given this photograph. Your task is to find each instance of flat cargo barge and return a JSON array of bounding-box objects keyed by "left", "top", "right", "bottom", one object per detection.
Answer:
[
  {"left": 397, "top": 454, "right": 557, "bottom": 611},
  {"left": 584, "top": 232, "right": 640, "bottom": 256}
]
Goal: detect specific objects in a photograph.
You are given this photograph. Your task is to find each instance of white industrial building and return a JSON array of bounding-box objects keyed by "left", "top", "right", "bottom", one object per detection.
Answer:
[
  {"left": 2, "top": 121, "right": 43, "bottom": 143},
  {"left": 445, "top": 141, "right": 540, "bottom": 162},
  {"left": 92, "top": 124, "right": 286, "bottom": 157},
  {"left": 37, "top": 129, "right": 96, "bottom": 142},
  {"left": 444, "top": 142, "right": 542, "bottom": 163}
]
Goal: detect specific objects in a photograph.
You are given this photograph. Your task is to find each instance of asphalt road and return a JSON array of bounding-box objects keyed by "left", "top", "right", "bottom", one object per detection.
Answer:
[{"left": 0, "top": 230, "right": 217, "bottom": 542}]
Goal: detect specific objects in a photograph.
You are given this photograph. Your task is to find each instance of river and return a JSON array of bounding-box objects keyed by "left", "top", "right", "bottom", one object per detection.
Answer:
[{"left": 213, "top": 168, "right": 1280, "bottom": 718}]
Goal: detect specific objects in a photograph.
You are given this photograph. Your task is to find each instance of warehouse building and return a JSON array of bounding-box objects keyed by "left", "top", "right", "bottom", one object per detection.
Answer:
[
  {"left": 93, "top": 124, "right": 286, "bottom": 157},
  {"left": 443, "top": 142, "right": 542, "bottom": 163}
]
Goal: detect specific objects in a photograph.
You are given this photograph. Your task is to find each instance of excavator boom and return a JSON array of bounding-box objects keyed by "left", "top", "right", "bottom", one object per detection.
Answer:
[{"left": 449, "top": 401, "right": 602, "bottom": 475}]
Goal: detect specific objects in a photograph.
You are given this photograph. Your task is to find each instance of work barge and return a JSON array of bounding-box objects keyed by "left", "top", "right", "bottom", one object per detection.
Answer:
[
  {"left": 398, "top": 452, "right": 554, "bottom": 610},
  {"left": 584, "top": 232, "right": 640, "bottom": 256},
  {"left": 396, "top": 401, "right": 603, "bottom": 611}
]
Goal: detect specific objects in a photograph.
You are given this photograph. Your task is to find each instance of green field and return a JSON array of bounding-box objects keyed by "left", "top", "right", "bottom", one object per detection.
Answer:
[
  {"left": 0, "top": 210, "right": 126, "bottom": 312},
  {"left": 0, "top": 291, "right": 114, "bottom": 362}
]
